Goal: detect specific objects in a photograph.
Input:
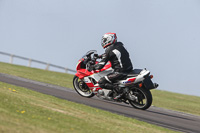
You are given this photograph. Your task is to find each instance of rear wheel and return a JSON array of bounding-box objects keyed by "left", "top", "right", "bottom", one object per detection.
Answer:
[
  {"left": 128, "top": 87, "right": 152, "bottom": 110},
  {"left": 73, "top": 76, "right": 94, "bottom": 98}
]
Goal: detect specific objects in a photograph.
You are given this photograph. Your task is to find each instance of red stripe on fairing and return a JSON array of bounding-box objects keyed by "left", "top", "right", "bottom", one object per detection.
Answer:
[
  {"left": 93, "top": 87, "right": 102, "bottom": 92},
  {"left": 86, "top": 83, "right": 95, "bottom": 87},
  {"left": 94, "top": 62, "right": 111, "bottom": 73},
  {"left": 128, "top": 78, "right": 136, "bottom": 82},
  {"left": 85, "top": 83, "right": 102, "bottom": 92}
]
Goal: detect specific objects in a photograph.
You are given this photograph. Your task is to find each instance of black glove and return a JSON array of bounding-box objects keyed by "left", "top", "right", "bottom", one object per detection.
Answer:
[
  {"left": 94, "top": 54, "right": 103, "bottom": 59},
  {"left": 94, "top": 54, "right": 99, "bottom": 59},
  {"left": 88, "top": 65, "right": 95, "bottom": 72},
  {"left": 97, "top": 54, "right": 103, "bottom": 59}
]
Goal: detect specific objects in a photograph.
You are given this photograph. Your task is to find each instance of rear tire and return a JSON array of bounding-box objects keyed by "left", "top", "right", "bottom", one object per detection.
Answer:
[
  {"left": 73, "top": 76, "right": 94, "bottom": 98},
  {"left": 128, "top": 87, "right": 152, "bottom": 110}
]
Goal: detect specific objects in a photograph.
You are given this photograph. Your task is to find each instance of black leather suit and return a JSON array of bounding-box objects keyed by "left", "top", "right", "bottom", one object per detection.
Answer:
[{"left": 94, "top": 42, "right": 133, "bottom": 90}]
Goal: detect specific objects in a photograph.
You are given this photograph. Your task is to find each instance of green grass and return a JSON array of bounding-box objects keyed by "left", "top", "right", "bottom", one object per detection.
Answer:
[
  {"left": 0, "top": 82, "right": 175, "bottom": 133},
  {"left": 152, "top": 90, "right": 200, "bottom": 116},
  {"left": 0, "top": 62, "right": 74, "bottom": 88}
]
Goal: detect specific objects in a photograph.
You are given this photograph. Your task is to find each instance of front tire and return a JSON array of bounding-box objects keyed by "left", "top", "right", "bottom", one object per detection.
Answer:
[
  {"left": 73, "top": 76, "right": 94, "bottom": 98},
  {"left": 128, "top": 87, "right": 152, "bottom": 110}
]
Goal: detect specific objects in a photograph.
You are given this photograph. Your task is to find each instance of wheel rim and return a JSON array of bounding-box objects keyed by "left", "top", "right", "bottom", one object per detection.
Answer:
[
  {"left": 74, "top": 77, "right": 93, "bottom": 97},
  {"left": 129, "top": 88, "right": 148, "bottom": 109}
]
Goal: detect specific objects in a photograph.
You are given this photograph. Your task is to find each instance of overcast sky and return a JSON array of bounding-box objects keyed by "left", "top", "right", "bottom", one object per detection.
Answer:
[{"left": 0, "top": 0, "right": 200, "bottom": 96}]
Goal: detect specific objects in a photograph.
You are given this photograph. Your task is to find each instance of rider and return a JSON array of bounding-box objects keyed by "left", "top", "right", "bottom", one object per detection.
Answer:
[{"left": 89, "top": 32, "right": 133, "bottom": 100}]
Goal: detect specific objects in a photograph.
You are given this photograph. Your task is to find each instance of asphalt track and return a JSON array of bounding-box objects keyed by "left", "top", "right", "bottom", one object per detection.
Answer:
[{"left": 0, "top": 73, "right": 200, "bottom": 133}]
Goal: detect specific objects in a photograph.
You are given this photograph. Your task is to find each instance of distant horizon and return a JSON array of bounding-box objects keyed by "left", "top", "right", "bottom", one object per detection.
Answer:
[{"left": 0, "top": 51, "right": 76, "bottom": 73}]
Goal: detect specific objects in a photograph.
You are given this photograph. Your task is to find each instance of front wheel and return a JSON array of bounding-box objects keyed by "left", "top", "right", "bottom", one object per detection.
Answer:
[
  {"left": 128, "top": 87, "right": 152, "bottom": 110},
  {"left": 73, "top": 76, "right": 94, "bottom": 98}
]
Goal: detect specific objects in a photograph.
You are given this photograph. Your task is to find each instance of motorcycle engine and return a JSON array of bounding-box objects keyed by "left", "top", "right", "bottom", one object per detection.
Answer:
[{"left": 97, "top": 89, "right": 104, "bottom": 96}]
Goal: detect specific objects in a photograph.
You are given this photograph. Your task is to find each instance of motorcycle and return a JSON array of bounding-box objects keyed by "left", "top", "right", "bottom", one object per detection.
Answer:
[{"left": 73, "top": 50, "right": 158, "bottom": 110}]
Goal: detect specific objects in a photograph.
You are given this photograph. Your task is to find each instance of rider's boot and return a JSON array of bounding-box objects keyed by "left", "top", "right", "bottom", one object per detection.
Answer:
[{"left": 113, "top": 86, "right": 124, "bottom": 100}]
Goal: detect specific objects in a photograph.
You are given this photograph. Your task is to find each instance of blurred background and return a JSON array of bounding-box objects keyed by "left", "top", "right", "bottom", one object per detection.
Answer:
[{"left": 0, "top": 0, "right": 200, "bottom": 96}]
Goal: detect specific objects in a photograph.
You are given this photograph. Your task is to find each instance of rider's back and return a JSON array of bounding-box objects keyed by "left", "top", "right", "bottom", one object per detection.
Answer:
[{"left": 105, "top": 42, "right": 133, "bottom": 73}]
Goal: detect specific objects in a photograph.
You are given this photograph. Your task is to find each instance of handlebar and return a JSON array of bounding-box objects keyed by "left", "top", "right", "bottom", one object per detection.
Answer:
[
  {"left": 85, "top": 53, "right": 101, "bottom": 64},
  {"left": 85, "top": 53, "right": 102, "bottom": 71}
]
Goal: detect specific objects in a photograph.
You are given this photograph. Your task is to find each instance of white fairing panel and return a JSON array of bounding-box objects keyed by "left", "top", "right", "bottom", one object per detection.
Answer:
[
  {"left": 134, "top": 69, "right": 150, "bottom": 83},
  {"left": 83, "top": 77, "right": 90, "bottom": 83},
  {"left": 97, "top": 67, "right": 113, "bottom": 79},
  {"left": 84, "top": 67, "right": 113, "bottom": 83}
]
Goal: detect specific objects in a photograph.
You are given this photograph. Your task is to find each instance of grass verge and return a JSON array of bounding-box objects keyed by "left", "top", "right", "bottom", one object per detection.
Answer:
[
  {"left": 0, "top": 62, "right": 74, "bottom": 88},
  {"left": 152, "top": 90, "right": 200, "bottom": 115},
  {"left": 0, "top": 82, "right": 175, "bottom": 133}
]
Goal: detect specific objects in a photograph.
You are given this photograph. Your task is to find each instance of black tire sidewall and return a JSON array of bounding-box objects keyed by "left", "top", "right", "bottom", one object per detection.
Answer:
[{"left": 129, "top": 87, "right": 152, "bottom": 110}]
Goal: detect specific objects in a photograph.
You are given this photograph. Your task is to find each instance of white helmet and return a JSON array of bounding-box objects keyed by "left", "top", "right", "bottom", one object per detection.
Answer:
[{"left": 101, "top": 32, "right": 117, "bottom": 48}]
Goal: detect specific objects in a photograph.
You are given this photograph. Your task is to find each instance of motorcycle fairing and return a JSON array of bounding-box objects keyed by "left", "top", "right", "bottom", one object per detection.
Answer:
[
  {"left": 117, "top": 77, "right": 136, "bottom": 87},
  {"left": 93, "top": 62, "right": 112, "bottom": 73},
  {"left": 75, "top": 59, "right": 112, "bottom": 79},
  {"left": 83, "top": 76, "right": 101, "bottom": 92}
]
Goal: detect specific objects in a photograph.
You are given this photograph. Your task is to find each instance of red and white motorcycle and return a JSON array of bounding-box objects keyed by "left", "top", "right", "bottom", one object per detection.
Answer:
[{"left": 73, "top": 50, "right": 158, "bottom": 110}]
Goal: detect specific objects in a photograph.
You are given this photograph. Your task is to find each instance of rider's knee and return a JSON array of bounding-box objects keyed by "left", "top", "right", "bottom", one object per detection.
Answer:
[{"left": 98, "top": 77, "right": 106, "bottom": 88}]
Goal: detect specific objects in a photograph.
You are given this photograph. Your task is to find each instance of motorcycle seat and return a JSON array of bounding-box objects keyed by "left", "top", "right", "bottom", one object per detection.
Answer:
[
  {"left": 113, "top": 69, "right": 143, "bottom": 82},
  {"left": 124, "top": 69, "right": 143, "bottom": 78}
]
